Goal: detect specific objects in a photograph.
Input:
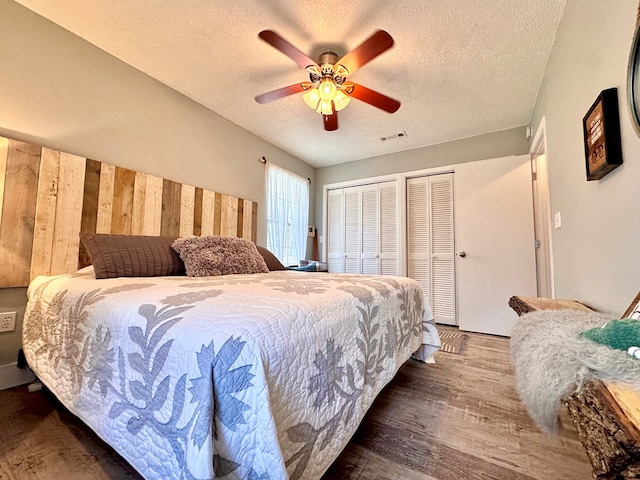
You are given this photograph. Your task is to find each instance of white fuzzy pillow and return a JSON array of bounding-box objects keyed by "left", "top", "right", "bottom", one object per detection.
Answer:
[{"left": 171, "top": 235, "right": 269, "bottom": 277}]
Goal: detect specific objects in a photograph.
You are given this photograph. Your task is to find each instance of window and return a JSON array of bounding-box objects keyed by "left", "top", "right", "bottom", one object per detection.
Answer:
[{"left": 266, "top": 163, "right": 309, "bottom": 266}]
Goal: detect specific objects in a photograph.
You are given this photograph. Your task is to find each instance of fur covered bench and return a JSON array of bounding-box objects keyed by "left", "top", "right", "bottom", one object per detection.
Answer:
[{"left": 510, "top": 293, "right": 640, "bottom": 479}]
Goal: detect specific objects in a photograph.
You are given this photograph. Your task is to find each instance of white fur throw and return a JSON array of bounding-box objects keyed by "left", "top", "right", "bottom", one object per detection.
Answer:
[
  {"left": 172, "top": 235, "right": 269, "bottom": 277},
  {"left": 510, "top": 309, "right": 640, "bottom": 433}
]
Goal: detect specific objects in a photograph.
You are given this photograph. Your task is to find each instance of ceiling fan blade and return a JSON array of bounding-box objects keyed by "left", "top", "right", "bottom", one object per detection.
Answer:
[
  {"left": 336, "top": 30, "right": 394, "bottom": 75},
  {"left": 324, "top": 111, "right": 338, "bottom": 131},
  {"left": 348, "top": 83, "right": 401, "bottom": 113},
  {"left": 259, "top": 30, "right": 319, "bottom": 70},
  {"left": 255, "top": 84, "right": 305, "bottom": 104}
]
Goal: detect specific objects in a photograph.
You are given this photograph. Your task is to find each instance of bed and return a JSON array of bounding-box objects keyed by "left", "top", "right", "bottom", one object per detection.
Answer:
[{"left": 23, "top": 263, "right": 440, "bottom": 479}]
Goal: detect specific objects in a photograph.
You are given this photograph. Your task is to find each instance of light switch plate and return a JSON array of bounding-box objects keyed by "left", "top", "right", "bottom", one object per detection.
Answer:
[{"left": 554, "top": 212, "right": 562, "bottom": 229}]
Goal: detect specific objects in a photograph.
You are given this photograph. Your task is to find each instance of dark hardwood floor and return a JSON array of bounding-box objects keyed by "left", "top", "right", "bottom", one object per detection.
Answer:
[{"left": 0, "top": 327, "right": 592, "bottom": 479}]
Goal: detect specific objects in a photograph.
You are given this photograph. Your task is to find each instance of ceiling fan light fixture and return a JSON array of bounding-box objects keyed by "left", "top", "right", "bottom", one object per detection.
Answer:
[
  {"left": 316, "top": 99, "right": 333, "bottom": 115},
  {"left": 302, "top": 87, "right": 320, "bottom": 110},
  {"left": 333, "top": 90, "right": 351, "bottom": 111},
  {"left": 318, "top": 80, "right": 337, "bottom": 101}
]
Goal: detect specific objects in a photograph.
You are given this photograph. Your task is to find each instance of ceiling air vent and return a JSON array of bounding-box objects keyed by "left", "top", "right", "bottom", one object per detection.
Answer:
[{"left": 380, "top": 131, "right": 407, "bottom": 142}]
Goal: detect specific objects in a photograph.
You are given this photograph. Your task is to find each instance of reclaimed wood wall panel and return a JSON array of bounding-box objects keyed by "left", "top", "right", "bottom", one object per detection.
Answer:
[
  {"left": 251, "top": 202, "right": 258, "bottom": 243},
  {"left": 236, "top": 198, "right": 244, "bottom": 238},
  {"left": 78, "top": 159, "right": 101, "bottom": 269},
  {"left": 31, "top": 149, "right": 60, "bottom": 279},
  {"left": 0, "top": 138, "right": 9, "bottom": 229},
  {"left": 142, "top": 174, "right": 163, "bottom": 236},
  {"left": 0, "top": 135, "right": 258, "bottom": 287},
  {"left": 50, "top": 153, "right": 85, "bottom": 275},
  {"left": 131, "top": 171, "right": 147, "bottom": 235},
  {"left": 111, "top": 167, "right": 136, "bottom": 235},
  {"left": 243, "top": 199, "right": 253, "bottom": 240},
  {"left": 0, "top": 140, "right": 41, "bottom": 287},
  {"left": 179, "top": 184, "right": 195, "bottom": 237},
  {"left": 220, "top": 194, "right": 238, "bottom": 237},
  {"left": 193, "top": 187, "right": 203, "bottom": 236},
  {"left": 213, "top": 192, "right": 222, "bottom": 235},
  {"left": 201, "top": 190, "right": 215, "bottom": 236},
  {"left": 160, "top": 179, "right": 182, "bottom": 237},
  {"left": 96, "top": 163, "right": 115, "bottom": 234}
]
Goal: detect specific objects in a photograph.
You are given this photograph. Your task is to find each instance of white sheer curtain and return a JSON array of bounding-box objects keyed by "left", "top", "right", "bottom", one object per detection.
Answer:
[{"left": 266, "top": 163, "right": 309, "bottom": 265}]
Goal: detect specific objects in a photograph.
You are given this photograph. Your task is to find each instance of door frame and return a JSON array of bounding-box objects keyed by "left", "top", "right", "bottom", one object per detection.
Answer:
[{"left": 530, "top": 117, "right": 556, "bottom": 298}]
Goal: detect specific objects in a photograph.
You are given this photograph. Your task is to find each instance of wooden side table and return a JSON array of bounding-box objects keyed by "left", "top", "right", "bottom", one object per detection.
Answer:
[{"left": 509, "top": 294, "right": 640, "bottom": 479}]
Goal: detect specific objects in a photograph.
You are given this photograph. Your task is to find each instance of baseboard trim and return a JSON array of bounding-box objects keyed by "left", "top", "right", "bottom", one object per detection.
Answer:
[{"left": 0, "top": 362, "right": 35, "bottom": 390}]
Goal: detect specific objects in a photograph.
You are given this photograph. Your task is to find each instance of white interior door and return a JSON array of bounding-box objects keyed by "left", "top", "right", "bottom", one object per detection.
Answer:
[
  {"left": 532, "top": 153, "right": 554, "bottom": 298},
  {"left": 455, "top": 155, "right": 537, "bottom": 337}
]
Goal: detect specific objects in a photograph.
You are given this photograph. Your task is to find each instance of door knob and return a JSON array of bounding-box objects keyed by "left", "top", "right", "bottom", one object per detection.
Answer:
[{"left": 459, "top": 251, "right": 467, "bottom": 258}]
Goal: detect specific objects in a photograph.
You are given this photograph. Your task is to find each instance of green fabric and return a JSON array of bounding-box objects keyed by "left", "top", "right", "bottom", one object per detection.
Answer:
[{"left": 581, "top": 318, "right": 640, "bottom": 351}]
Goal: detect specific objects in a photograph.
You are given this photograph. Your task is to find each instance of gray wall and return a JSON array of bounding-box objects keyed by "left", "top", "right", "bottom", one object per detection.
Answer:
[
  {"left": 530, "top": 0, "right": 640, "bottom": 313},
  {"left": 0, "top": 0, "right": 314, "bottom": 366},
  {"left": 315, "top": 127, "right": 530, "bottom": 241}
]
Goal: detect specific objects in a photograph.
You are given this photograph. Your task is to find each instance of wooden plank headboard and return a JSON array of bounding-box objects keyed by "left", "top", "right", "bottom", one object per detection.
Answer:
[{"left": 0, "top": 136, "right": 258, "bottom": 288}]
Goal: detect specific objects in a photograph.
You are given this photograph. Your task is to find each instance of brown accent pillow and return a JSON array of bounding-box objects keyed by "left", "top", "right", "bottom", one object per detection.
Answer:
[
  {"left": 256, "top": 246, "right": 287, "bottom": 271},
  {"left": 80, "top": 233, "right": 185, "bottom": 279},
  {"left": 171, "top": 235, "right": 269, "bottom": 277}
]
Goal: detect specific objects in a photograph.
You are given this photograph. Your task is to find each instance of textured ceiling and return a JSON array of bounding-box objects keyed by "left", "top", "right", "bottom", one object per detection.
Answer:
[{"left": 15, "top": 0, "right": 566, "bottom": 168}]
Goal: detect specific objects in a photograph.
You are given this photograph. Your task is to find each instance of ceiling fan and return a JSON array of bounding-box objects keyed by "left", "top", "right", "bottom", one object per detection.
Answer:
[{"left": 255, "top": 30, "right": 401, "bottom": 131}]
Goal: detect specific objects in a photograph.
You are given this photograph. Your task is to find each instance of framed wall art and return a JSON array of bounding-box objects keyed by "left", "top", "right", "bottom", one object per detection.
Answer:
[{"left": 582, "top": 88, "right": 623, "bottom": 181}]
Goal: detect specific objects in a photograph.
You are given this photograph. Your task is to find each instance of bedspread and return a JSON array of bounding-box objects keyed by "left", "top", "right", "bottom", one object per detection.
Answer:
[{"left": 23, "top": 270, "right": 439, "bottom": 480}]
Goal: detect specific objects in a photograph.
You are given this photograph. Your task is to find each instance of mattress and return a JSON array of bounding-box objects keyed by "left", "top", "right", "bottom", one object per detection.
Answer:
[{"left": 23, "top": 269, "right": 440, "bottom": 479}]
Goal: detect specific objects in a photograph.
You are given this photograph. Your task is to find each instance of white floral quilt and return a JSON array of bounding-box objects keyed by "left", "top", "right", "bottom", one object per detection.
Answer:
[{"left": 23, "top": 269, "right": 440, "bottom": 480}]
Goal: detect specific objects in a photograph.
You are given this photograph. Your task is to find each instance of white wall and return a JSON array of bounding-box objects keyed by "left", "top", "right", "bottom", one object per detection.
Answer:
[
  {"left": 0, "top": 0, "right": 314, "bottom": 367},
  {"left": 530, "top": 0, "right": 640, "bottom": 312}
]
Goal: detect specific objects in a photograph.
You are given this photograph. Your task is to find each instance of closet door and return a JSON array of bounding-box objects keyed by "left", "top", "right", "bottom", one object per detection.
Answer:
[
  {"left": 407, "top": 174, "right": 456, "bottom": 325},
  {"left": 326, "top": 180, "right": 399, "bottom": 276},
  {"left": 327, "top": 189, "right": 344, "bottom": 273},
  {"left": 407, "top": 179, "right": 431, "bottom": 312},
  {"left": 360, "top": 184, "right": 379, "bottom": 275},
  {"left": 429, "top": 174, "right": 456, "bottom": 325},
  {"left": 343, "top": 187, "right": 361, "bottom": 274},
  {"left": 379, "top": 181, "right": 399, "bottom": 275}
]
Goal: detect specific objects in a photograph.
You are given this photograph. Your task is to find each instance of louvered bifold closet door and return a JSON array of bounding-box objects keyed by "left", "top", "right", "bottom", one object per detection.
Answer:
[
  {"left": 343, "top": 188, "right": 361, "bottom": 274},
  {"left": 360, "top": 184, "right": 379, "bottom": 275},
  {"left": 407, "top": 173, "right": 456, "bottom": 325},
  {"left": 429, "top": 174, "right": 456, "bottom": 325},
  {"left": 407, "top": 178, "right": 431, "bottom": 306},
  {"left": 327, "top": 189, "right": 344, "bottom": 273},
  {"left": 379, "top": 181, "right": 399, "bottom": 275}
]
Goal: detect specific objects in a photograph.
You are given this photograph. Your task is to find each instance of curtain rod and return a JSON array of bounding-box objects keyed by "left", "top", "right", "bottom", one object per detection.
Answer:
[{"left": 259, "top": 156, "right": 311, "bottom": 184}]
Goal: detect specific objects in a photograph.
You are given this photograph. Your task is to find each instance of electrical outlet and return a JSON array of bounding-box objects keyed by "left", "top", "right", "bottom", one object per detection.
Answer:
[{"left": 0, "top": 312, "right": 16, "bottom": 333}]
